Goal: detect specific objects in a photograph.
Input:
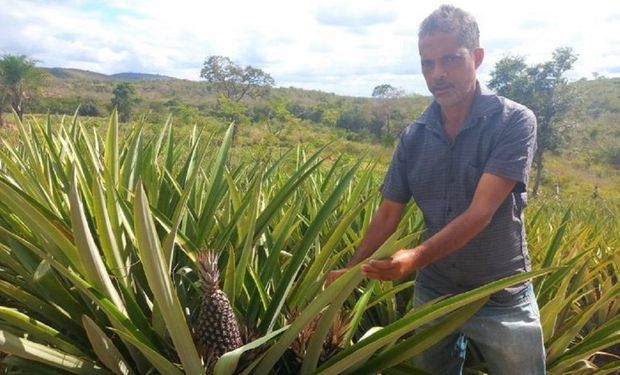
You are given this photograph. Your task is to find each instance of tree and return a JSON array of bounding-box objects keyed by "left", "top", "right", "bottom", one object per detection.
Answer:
[
  {"left": 0, "top": 54, "right": 47, "bottom": 124},
  {"left": 215, "top": 94, "right": 249, "bottom": 124},
  {"left": 488, "top": 47, "right": 578, "bottom": 196},
  {"left": 337, "top": 102, "right": 380, "bottom": 136},
  {"left": 265, "top": 95, "right": 294, "bottom": 135},
  {"left": 200, "top": 56, "right": 275, "bottom": 102},
  {"left": 372, "top": 84, "right": 404, "bottom": 137},
  {"left": 110, "top": 82, "right": 137, "bottom": 122}
]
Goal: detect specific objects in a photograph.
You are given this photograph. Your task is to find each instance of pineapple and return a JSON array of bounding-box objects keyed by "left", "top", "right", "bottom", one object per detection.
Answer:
[
  {"left": 290, "top": 310, "right": 349, "bottom": 368},
  {"left": 194, "top": 250, "right": 242, "bottom": 364}
]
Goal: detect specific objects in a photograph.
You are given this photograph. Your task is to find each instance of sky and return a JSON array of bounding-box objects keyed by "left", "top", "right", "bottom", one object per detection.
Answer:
[{"left": 2, "top": 0, "right": 620, "bottom": 97}]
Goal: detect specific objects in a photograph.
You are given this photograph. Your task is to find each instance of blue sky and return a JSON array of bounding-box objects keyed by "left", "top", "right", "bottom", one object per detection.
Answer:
[{"left": 2, "top": 0, "right": 619, "bottom": 97}]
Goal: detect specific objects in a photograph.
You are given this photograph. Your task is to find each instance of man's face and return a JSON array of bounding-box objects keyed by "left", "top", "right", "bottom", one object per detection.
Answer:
[{"left": 419, "top": 31, "right": 483, "bottom": 110}]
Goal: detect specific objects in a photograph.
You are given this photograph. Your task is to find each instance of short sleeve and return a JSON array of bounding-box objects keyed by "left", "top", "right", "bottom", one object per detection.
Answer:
[
  {"left": 484, "top": 107, "right": 537, "bottom": 192},
  {"left": 380, "top": 132, "right": 412, "bottom": 203}
]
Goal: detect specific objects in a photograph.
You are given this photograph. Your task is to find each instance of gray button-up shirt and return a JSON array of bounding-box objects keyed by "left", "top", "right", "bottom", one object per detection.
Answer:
[{"left": 380, "top": 83, "right": 537, "bottom": 296}]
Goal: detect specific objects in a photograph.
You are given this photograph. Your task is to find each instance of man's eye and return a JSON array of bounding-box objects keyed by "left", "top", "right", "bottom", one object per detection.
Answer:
[{"left": 444, "top": 55, "right": 460, "bottom": 64}]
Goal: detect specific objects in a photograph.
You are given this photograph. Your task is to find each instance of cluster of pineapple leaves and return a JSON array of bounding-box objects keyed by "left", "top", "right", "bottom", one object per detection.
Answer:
[{"left": 0, "top": 112, "right": 618, "bottom": 374}]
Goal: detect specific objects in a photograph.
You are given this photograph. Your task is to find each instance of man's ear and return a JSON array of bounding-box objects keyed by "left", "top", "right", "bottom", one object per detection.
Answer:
[{"left": 473, "top": 47, "right": 484, "bottom": 69}]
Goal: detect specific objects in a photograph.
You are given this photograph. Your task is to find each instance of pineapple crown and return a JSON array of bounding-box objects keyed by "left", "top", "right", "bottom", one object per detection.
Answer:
[{"left": 197, "top": 250, "right": 220, "bottom": 294}]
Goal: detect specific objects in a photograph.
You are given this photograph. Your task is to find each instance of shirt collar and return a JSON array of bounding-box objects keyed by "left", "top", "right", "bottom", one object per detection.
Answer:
[
  {"left": 471, "top": 83, "right": 502, "bottom": 118},
  {"left": 416, "top": 82, "right": 502, "bottom": 130}
]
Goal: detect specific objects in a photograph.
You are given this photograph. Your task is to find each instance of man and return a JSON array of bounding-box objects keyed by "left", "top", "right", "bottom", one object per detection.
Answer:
[{"left": 328, "top": 5, "right": 545, "bottom": 374}]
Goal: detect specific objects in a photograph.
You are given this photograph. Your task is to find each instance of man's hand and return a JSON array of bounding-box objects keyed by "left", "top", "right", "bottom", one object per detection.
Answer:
[
  {"left": 325, "top": 268, "right": 348, "bottom": 287},
  {"left": 325, "top": 198, "right": 405, "bottom": 287},
  {"left": 361, "top": 248, "right": 419, "bottom": 281}
]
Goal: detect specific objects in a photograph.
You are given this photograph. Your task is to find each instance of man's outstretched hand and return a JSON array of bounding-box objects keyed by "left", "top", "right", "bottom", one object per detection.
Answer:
[
  {"left": 326, "top": 248, "right": 419, "bottom": 286},
  {"left": 361, "top": 249, "right": 418, "bottom": 281}
]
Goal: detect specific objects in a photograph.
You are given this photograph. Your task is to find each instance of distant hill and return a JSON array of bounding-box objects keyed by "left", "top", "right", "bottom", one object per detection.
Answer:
[
  {"left": 37, "top": 67, "right": 373, "bottom": 106},
  {"left": 44, "top": 68, "right": 111, "bottom": 81},
  {"left": 43, "top": 68, "right": 177, "bottom": 82},
  {"left": 40, "top": 67, "right": 208, "bottom": 103},
  {"left": 110, "top": 72, "right": 176, "bottom": 81}
]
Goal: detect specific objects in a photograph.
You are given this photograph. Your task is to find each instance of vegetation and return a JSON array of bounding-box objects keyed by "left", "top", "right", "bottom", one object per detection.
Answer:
[
  {"left": 489, "top": 47, "right": 578, "bottom": 196},
  {"left": 0, "top": 114, "right": 617, "bottom": 374},
  {"left": 0, "top": 54, "right": 48, "bottom": 123},
  {"left": 200, "top": 56, "right": 275, "bottom": 102},
  {"left": 371, "top": 84, "right": 405, "bottom": 137},
  {"left": 0, "top": 50, "right": 618, "bottom": 373},
  {"left": 27, "top": 66, "right": 430, "bottom": 144},
  {"left": 110, "top": 82, "right": 138, "bottom": 122},
  {"left": 24, "top": 60, "right": 618, "bottom": 183}
]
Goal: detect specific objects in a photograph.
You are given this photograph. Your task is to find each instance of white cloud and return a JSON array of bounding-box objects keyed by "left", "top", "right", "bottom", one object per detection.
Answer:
[{"left": 1, "top": 0, "right": 619, "bottom": 96}]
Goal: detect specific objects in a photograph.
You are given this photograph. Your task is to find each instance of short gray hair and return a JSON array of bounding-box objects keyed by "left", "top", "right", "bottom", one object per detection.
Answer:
[{"left": 418, "top": 5, "right": 480, "bottom": 50}]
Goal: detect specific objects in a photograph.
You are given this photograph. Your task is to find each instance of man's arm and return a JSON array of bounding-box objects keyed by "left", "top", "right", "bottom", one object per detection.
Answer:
[
  {"left": 326, "top": 198, "right": 405, "bottom": 285},
  {"left": 361, "top": 173, "right": 516, "bottom": 281}
]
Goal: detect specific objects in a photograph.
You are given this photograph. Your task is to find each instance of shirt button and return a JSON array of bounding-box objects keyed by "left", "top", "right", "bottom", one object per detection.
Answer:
[
  {"left": 450, "top": 177, "right": 455, "bottom": 183},
  {"left": 447, "top": 207, "right": 453, "bottom": 213}
]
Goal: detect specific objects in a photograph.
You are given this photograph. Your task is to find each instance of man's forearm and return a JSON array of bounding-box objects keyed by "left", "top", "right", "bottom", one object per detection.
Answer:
[
  {"left": 350, "top": 202, "right": 490, "bottom": 271},
  {"left": 362, "top": 174, "right": 517, "bottom": 281},
  {"left": 346, "top": 200, "right": 404, "bottom": 267},
  {"left": 411, "top": 174, "right": 517, "bottom": 270},
  {"left": 412, "top": 206, "right": 492, "bottom": 269},
  {"left": 347, "top": 218, "right": 399, "bottom": 267}
]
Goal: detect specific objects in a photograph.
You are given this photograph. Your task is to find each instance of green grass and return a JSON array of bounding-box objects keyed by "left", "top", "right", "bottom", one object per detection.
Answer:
[
  {"left": 4, "top": 111, "right": 618, "bottom": 203},
  {"left": 541, "top": 154, "right": 620, "bottom": 202}
]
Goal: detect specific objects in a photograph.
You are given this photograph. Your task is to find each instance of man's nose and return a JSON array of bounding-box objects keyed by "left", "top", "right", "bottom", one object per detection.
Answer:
[{"left": 431, "top": 63, "right": 447, "bottom": 81}]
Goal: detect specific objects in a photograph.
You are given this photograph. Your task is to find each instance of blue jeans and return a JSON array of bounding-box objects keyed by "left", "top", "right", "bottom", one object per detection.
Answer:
[{"left": 413, "top": 282, "right": 546, "bottom": 375}]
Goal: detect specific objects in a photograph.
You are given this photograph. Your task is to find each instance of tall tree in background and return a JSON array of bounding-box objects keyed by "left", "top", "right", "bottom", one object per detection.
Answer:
[
  {"left": 489, "top": 47, "right": 578, "bottom": 196},
  {"left": 200, "top": 56, "right": 275, "bottom": 102},
  {"left": 372, "top": 84, "right": 404, "bottom": 137},
  {"left": 0, "top": 54, "right": 47, "bottom": 124},
  {"left": 111, "top": 82, "right": 137, "bottom": 122}
]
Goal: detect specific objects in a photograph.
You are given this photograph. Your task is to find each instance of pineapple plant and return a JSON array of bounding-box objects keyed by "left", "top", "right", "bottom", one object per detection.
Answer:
[
  {"left": 290, "top": 310, "right": 350, "bottom": 367},
  {"left": 0, "top": 115, "right": 618, "bottom": 374},
  {"left": 194, "top": 250, "right": 243, "bottom": 368}
]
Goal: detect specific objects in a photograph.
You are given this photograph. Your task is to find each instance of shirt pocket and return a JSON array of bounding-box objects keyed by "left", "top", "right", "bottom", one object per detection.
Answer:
[{"left": 409, "top": 160, "right": 446, "bottom": 202}]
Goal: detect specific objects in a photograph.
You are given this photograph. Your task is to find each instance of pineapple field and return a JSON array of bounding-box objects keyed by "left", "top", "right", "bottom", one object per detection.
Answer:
[{"left": 0, "top": 113, "right": 618, "bottom": 374}]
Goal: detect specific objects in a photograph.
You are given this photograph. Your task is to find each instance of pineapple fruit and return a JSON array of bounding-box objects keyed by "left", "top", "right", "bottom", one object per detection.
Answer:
[
  {"left": 194, "top": 250, "right": 242, "bottom": 365},
  {"left": 290, "top": 310, "right": 349, "bottom": 368}
]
